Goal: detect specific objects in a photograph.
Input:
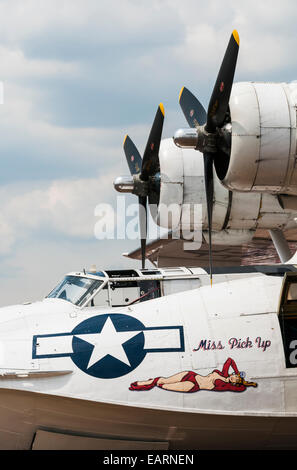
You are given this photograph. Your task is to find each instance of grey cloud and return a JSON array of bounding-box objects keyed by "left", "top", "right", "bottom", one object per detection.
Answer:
[
  {"left": 1, "top": 0, "right": 297, "bottom": 306},
  {"left": 0, "top": 235, "right": 140, "bottom": 307}
]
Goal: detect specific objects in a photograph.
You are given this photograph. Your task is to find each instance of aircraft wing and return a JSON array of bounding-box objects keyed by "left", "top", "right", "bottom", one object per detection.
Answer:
[{"left": 124, "top": 228, "right": 297, "bottom": 267}]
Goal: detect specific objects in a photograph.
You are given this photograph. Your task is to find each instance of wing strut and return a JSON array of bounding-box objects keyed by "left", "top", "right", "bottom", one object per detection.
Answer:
[{"left": 269, "top": 229, "right": 292, "bottom": 263}]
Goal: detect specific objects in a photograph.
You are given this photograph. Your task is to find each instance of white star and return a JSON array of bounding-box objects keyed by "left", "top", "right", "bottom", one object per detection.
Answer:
[{"left": 74, "top": 316, "right": 139, "bottom": 369}]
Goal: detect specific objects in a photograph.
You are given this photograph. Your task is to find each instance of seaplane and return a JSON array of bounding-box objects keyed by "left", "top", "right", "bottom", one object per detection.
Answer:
[{"left": 1, "top": 30, "right": 297, "bottom": 450}]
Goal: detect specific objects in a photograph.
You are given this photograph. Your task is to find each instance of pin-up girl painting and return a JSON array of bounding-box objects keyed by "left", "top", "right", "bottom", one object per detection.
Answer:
[{"left": 129, "top": 358, "right": 257, "bottom": 393}]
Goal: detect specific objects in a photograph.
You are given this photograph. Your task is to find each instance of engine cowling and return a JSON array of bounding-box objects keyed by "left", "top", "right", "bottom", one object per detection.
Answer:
[
  {"left": 218, "top": 81, "right": 297, "bottom": 195},
  {"left": 152, "top": 137, "right": 297, "bottom": 243}
]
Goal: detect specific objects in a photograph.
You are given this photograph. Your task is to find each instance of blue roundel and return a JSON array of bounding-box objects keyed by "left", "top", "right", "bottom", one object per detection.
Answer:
[{"left": 71, "top": 314, "right": 146, "bottom": 379}]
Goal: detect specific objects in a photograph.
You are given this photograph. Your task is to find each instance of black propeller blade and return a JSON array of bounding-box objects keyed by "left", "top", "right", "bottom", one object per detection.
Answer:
[
  {"left": 141, "top": 103, "right": 164, "bottom": 181},
  {"left": 179, "top": 86, "right": 207, "bottom": 128},
  {"left": 138, "top": 196, "right": 147, "bottom": 270},
  {"left": 178, "top": 30, "right": 240, "bottom": 285},
  {"left": 122, "top": 103, "right": 165, "bottom": 270},
  {"left": 123, "top": 135, "right": 142, "bottom": 175},
  {"left": 206, "top": 30, "right": 240, "bottom": 132},
  {"left": 203, "top": 152, "right": 214, "bottom": 285}
]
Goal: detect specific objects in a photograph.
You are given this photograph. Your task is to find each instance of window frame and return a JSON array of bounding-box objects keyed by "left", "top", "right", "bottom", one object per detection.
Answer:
[{"left": 278, "top": 272, "right": 297, "bottom": 368}]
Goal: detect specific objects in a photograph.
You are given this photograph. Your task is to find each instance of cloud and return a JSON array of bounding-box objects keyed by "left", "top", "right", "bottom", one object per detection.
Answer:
[
  {"left": 0, "top": 45, "right": 78, "bottom": 81},
  {"left": 171, "top": 0, "right": 297, "bottom": 81},
  {"left": 0, "top": 215, "right": 15, "bottom": 255},
  {"left": 0, "top": 0, "right": 186, "bottom": 128},
  {"left": 0, "top": 78, "right": 136, "bottom": 183},
  {"left": 0, "top": 171, "right": 117, "bottom": 255},
  {"left": 2, "top": 0, "right": 183, "bottom": 57},
  {"left": 0, "top": 0, "right": 297, "bottom": 306},
  {"left": 0, "top": 236, "right": 140, "bottom": 307},
  {"left": 1, "top": 0, "right": 295, "bottom": 140}
]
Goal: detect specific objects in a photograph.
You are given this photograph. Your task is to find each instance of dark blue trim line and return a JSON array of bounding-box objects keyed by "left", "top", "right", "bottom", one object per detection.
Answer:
[
  {"left": 32, "top": 332, "right": 74, "bottom": 360},
  {"left": 32, "top": 325, "right": 185, "bottom": 360},
  {"left": 143, "top": 325, "right": 185, "bottom": 353}
]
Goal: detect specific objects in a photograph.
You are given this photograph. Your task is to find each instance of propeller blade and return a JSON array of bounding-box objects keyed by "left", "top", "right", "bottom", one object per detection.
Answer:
[
  {"left": 141, "top": 103, "right": 165, "bottom": 181},
  {"left": 123, "top": 135, "right": 143, "bottom": 175},
  {"left": 203, "top": 153, "right": 214, "bottom": 286},
  {"left": 179, "top": 86, "right": 207, "bottom": 128},
  {"left": 206, "top": 30, "right": 239, "bottom": 133},
  {"left": 138, "top": 196, "right": 147, "bottom": 269},
  {"left": 121, "top": 105, "right": 164, "bottom": 270}
]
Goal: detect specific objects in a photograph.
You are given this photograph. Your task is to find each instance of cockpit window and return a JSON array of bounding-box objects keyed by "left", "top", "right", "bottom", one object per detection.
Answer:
[{"left": 47, "top": 275, "right": 103, "bottom": 306}]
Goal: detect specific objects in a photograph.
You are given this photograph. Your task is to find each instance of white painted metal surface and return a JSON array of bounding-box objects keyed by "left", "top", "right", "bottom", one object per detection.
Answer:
[
  {"left": 223, "top": 81, "right": 297, "bottom": 195},
  {"left": 0, "top": 268, "right": 296, "bottom": 449},
  {"left": 0, "top": 271, "right": 293, "bottom": 415},
  {"left": 153, "top": 135, "right": 297, "bottom": 243}
]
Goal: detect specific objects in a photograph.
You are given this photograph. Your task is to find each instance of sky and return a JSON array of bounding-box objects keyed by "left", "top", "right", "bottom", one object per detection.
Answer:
[{"left": 1, "top": 0, "right": 297, "bottom": 306}]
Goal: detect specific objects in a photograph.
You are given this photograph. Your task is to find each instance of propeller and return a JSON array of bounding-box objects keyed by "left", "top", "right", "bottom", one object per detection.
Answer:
[
  {"left": 175, "top": 30, "right": 240, "bottom": 285},
  {"left": 114, "top": 104, "right": 165, "bottom": 269}
]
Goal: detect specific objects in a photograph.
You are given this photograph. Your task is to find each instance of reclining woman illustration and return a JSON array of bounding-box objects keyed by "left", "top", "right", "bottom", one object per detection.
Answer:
[{"left": 129, "top": 357, "right": 257, "bottom": 393}]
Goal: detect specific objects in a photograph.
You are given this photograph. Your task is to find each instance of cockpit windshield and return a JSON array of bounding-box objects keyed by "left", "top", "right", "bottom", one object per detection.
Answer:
[{"left": 47, "top": 275, "right": 103, "bottom": 306}]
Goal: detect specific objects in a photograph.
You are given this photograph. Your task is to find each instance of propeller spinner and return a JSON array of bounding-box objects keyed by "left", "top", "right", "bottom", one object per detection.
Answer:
[
  {"left": 174, "top": 30, "right": 240, "bottom": 285},
  {"left": 114, "top": 104, "right": 165, "bottom": 269}
]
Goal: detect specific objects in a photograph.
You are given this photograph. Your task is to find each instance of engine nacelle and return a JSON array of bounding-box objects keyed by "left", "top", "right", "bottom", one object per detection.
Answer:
[
  {"left": 152, "top": 138, "right": 297, "bottom": 243},
  {"left": 219, "top": 81, "right": 297, "bottom": 195}
]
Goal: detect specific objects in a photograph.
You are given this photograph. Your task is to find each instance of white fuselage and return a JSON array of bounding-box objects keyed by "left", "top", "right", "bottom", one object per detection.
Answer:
[{"left": 0, "top": 269, "right": 295, "bottom": 449}]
